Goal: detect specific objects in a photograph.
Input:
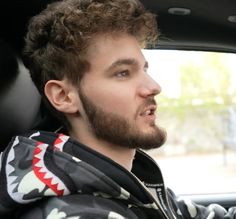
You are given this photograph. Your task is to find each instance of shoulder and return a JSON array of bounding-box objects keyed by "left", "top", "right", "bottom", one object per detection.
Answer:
[{"left": 18, "top": 194, "right": 139, "bottom": 219}]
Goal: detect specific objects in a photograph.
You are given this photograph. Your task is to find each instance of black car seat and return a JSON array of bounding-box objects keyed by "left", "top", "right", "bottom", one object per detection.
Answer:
[
  {"left": 0, "top": 39, "right": 62, "bottom": 151},
  {"left": 0, "top": 39, "right": 41, "bottom": 151}
]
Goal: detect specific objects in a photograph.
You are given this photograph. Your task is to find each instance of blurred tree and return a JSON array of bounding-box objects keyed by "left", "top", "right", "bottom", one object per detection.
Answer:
[{"left": 179, "top": 52, "right": 233, "bottom": 105}]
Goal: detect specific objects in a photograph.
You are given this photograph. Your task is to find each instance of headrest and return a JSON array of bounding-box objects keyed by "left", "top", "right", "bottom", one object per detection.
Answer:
[{"left": 0, "top": 40, "right": 41, "bottom": 150}]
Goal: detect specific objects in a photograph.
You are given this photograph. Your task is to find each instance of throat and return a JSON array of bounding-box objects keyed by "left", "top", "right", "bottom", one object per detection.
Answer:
[
  {"left": 106, "top": 146, "right": 136, "bottom": 171},
  {"left": 91, "top": 141, "right": 136, "bottom": 171},
  {"left": 69, "top": 129, "right": 136, "bottom": 171}
]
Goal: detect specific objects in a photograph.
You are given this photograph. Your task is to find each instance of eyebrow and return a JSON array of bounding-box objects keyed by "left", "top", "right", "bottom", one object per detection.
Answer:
[{"left": 105, "top": 58, "right": 148, "bottom": 73}]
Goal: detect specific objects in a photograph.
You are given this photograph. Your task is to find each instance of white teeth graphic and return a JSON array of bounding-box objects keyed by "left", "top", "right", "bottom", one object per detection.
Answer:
[
  {"left": 51, "top": 177, "right": 59, "bottom": 185},
  {"left": 57, "top": 182, "right": 65, "bottom": 191},
  {"left": 9, "top": 175, "right": 18, "bottom": 185},
  {"left": 8, "top": 164, "right": 15, "bottom": 175},
  {"left": 34, "top": 160, "right": 44, "bottom": 168},
  {"left": 34, "top": 148, "right": 45, "bottom": 160},
  {"left": 43, "top": 172, "right": 53, "bottom": 179},
  {"left": 32, "top": 141, "right": 70, "bottom": 195},
  {"left": 10, "top": 182, "right": 18, "bottom": 190},
  {"left": 54, "top": 135, "right": 69, "bottom": 151},
  {"left": 61, "top": 135, "right": 69, "bottom": 142},
  {"left": 6, "top": 136, "right": 38, "bottom": 203},
  {"left": 39, "top": 167, "right": 47, "bottom": 173},
  {"left": 38, "top": 143, "right": 48, "bottom": 150}
]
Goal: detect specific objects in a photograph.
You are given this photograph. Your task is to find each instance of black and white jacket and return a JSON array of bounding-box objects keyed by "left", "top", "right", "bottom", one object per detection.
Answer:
[{"left": 0, "top": 131, "right": 235, "bottom": 219}]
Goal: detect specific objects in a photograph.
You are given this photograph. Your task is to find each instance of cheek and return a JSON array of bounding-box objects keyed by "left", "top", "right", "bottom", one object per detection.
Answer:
[{"left": 87, "top": 84, "right": 135, "bottom": 114}]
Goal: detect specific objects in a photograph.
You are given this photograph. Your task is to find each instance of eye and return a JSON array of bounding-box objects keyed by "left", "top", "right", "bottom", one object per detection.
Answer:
[{"left": 115, "top": 70, "right": 130, "bottom": 78}]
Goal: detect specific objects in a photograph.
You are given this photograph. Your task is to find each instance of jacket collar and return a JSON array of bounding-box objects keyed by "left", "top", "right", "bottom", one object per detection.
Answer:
[{"left": 29, "top": 131, "right": 166, "bottom": 204}]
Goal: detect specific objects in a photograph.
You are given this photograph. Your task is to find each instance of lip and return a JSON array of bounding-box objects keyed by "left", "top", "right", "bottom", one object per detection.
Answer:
[
  {"left": 139, "top": 105, "right": 157, "bottom": 124},
  {"left": 144, "top": 114, "right": 156, "bottom": 122},
  {"left": 141, "top": 112, "right": 156, "bottom": 125},
  {"left": 140, "top": 105, "right": 157, "bottom": 116}
]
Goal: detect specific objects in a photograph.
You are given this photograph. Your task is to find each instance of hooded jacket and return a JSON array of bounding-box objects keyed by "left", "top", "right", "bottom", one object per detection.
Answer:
[{"left": 0, "top": 131, "right": 235, "bottom": 219}]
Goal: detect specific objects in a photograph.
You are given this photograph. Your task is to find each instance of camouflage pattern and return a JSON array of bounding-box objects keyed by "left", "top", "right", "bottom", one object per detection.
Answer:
[{"left": 0, "top": 131, "right": 235, "bottom": 218}]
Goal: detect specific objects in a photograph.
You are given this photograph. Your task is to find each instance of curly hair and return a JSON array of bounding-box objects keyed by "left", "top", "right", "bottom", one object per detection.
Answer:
[{"left": 23, "top": 0, "right": 158, "bottom": 128}]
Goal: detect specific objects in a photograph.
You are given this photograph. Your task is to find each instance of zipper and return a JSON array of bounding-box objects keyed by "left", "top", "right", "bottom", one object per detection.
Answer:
[
  {"left": 137, "top": 150, "right": 177, "bottom": 219},
  {"left": 129, "top": 170, "right": 170, "bottom": 219}
]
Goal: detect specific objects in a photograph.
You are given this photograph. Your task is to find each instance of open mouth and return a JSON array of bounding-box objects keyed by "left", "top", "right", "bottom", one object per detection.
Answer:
[{"left": 140, "top": 105, "right": 157, "bottom": 117}]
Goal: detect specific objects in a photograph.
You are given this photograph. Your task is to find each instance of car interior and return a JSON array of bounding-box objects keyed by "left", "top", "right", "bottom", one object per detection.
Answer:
[
  {"left": 0, "top": 39, "right": 61, "bottom": 149},
  {"left": 0, "top": 0, "right": 236, "bottom": 211}
]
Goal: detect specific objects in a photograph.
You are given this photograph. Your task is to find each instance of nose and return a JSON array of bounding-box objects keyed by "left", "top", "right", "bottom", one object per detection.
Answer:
[{"left": 138, "top": 74, "right": 162, "bottom": 98}]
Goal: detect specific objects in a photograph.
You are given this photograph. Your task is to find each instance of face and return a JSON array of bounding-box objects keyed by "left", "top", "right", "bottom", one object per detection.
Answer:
[{"left": 78, "top": 34, "right": 166, "bottom": 149}]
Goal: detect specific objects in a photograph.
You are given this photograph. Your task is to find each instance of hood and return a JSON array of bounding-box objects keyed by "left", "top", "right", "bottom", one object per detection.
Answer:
[{"left": 0, "top": 131, "right": 164, "bottom": 216}]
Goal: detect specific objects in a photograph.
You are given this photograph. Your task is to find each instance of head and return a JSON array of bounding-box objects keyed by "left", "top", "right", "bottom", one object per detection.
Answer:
[{"left": 23, "top": 0, "right": 166, "bottom": 150}]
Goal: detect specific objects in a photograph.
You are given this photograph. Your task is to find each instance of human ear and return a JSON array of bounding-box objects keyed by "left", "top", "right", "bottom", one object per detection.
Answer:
[{"left": 44, "top": 80, "right": 78, "bottom": 114}]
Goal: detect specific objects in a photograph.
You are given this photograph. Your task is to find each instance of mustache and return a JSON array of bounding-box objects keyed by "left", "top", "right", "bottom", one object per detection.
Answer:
[{"left": 135, "top": 98, "right": 157, "bottom": 118}]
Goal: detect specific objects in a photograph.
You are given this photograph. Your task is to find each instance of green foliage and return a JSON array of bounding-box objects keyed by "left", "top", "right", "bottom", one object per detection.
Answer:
[
  {"left": 180, "top": 52, "right": 232, "bottom": 102},
  {"left": 158, "top": 52, "right": 235, "bottom": 110},
  {"left": 153, "top": 51, "right": 236, "bottom": 155}
]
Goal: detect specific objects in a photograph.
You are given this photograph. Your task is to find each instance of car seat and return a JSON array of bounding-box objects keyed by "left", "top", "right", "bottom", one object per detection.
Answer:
[{"left": 0, "top": 39, "right": 61, "bottom": 151}]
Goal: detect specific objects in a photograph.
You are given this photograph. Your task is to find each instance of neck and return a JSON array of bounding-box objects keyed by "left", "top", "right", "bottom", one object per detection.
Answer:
[{"left": 69, "top": 130, "right": 136, "bottom": 171}]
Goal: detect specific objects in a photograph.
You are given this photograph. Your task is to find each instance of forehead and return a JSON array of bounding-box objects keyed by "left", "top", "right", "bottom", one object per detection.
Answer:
[{"left": 85, "top": 33, "right": 145, "bottom": 69}]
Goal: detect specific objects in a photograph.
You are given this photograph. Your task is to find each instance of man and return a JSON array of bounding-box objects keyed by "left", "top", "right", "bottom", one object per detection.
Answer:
[{"left": 0, "top": 0, "right": 236, "bottom": 218}]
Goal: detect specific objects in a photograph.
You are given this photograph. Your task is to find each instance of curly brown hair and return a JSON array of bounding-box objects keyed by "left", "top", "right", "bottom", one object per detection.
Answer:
[{"left": 23, "top": 0, "right": 158, "bottom": 129}]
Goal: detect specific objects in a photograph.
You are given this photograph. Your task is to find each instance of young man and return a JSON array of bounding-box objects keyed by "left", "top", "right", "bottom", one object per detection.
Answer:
[{"left": 0, "top": 0, "right": 236, "bottom": 218}]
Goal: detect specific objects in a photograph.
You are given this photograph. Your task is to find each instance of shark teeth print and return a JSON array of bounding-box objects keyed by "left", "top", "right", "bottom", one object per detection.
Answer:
[
  {"left": 6, "top": 137, "right": 35, "bottom": 203},
  {"left": 33, "top": 141, "right": 70, "bottom": 196},
  {"left": 53, "top": 134, "right": 69, "bottom": 151}
]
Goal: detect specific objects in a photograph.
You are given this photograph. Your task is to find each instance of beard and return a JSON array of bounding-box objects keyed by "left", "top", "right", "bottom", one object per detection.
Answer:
[{"left": 78, "top": 88, "right": 166, "bottom": 150}]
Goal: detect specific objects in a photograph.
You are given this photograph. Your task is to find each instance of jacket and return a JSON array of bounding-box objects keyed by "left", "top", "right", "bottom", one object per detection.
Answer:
[{"left": 0, "top": 131, "right": 235, "bottom": 219}]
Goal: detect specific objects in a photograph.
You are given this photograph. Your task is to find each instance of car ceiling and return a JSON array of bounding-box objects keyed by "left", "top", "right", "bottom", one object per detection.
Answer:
[
  {"left": 1, "top": 0, "right": 236, "bottom": 53},
  {"left": 141, "top": 0, "right": 236, "bottom": 52}
]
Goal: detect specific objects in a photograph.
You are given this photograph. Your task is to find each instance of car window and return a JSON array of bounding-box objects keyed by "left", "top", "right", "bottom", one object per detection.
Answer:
[{"left": 143, "top": 49, "right": 236, "bottom": 195}]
